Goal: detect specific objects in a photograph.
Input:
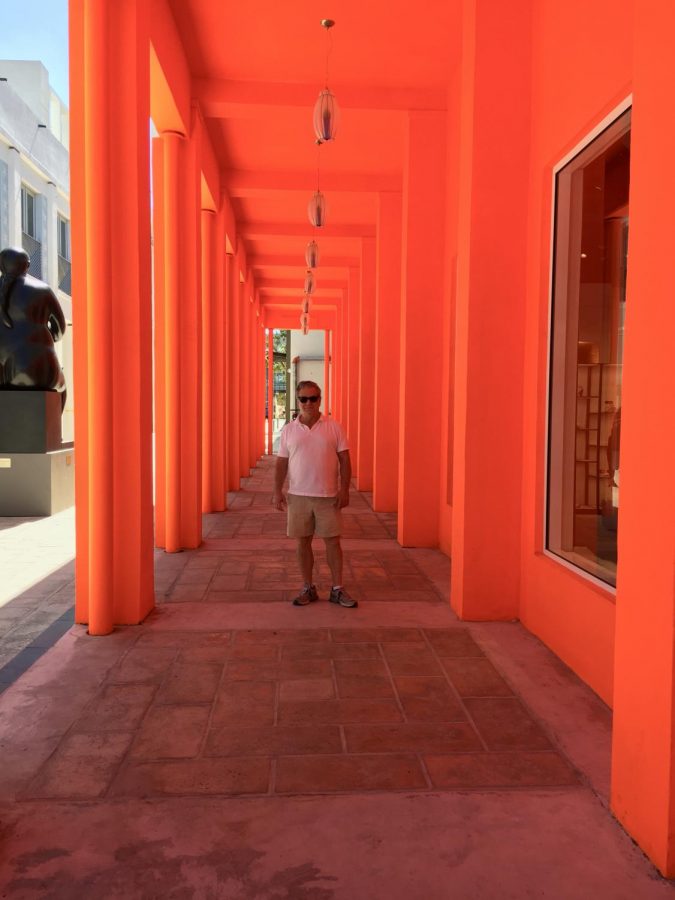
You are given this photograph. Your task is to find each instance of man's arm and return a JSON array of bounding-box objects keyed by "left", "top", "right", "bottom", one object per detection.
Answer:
[
  {"left": 336, "top": 450, "right": 351, "bottom": 508},
  {"left": 272, "top": 456, "right": 289, "bottom": 509}
]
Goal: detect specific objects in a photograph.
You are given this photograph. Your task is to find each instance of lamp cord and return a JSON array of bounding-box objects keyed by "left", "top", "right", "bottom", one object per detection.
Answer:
[
  {"left": 325, "top": 29, "right": 333, "bottom": 88},
  {"left": 316, "top": 140, "right": 322, "bottom": 193}
]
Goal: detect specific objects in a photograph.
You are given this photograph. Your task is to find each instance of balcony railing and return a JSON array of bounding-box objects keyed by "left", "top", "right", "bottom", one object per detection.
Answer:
[
  {"left": 21, "top": 232, "right": 42, "bottom": 281},
  {"left": 58, "top": 255, "right": 72, "bottom": 295}
]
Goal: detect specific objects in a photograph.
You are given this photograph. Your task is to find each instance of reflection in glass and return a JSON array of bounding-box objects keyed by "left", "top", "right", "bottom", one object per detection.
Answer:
[{"left": 547, "top": 109, "right": 630, "bottom": 586}]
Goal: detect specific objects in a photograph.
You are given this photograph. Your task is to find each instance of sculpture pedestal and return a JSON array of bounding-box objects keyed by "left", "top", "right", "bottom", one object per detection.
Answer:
[
  {"left": 0, "top": 391, "right": 63, "bottom": 452},
  {"left": 0, "top": 392, "right": 74, "bottom": 516},
  {"left": 0, "top": 448, "right": 75, "bottom": 515}
]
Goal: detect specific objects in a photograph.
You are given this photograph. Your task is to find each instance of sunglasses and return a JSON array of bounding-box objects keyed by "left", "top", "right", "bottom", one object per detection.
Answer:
[{"left": 298, "top": 395, "right": 320, "bottom": 403}]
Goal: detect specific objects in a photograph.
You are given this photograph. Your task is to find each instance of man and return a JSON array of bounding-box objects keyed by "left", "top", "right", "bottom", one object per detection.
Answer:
[{"left": 272, "top": 380, "right": 357, "bottom": 608}]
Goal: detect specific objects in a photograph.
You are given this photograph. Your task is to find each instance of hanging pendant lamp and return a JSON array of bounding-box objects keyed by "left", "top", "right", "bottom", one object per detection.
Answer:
[
  {"left": 313, "top": 19, "right": 339, "bottom": 143},
  {"left": 308, "top": 190, "right": 326, "bottom": 227},
  {"left": 305, "top": 240, "right": 319, "bottom": 268},
  {"left": 313, "top": 89, "right": 340, "bottom": 142},
  {"left": 304, "top": 269, "right": 316, "bottom": 295}
]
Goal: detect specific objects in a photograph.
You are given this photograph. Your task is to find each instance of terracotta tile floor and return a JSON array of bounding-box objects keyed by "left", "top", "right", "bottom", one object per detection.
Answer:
[
  {"left": 19, "top": 624, "right": 577, "bottom": 801},
  {"left": 2, "top": 455, "right": 672, "bottom": 896},
  {"left": 6, "top": 456, "right": 575, "bottom": 801}
]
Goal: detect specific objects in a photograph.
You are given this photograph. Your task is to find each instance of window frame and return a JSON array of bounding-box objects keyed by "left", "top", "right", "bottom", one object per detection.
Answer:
[
  {"left": 543, "top": 96, "right": 632, "bottom": 594},
  {"left": 20, "top": 184, "right": 37, "bottom": 239},
  {"left": 57, "top": 214, "right": 70, "bottom": 261}
]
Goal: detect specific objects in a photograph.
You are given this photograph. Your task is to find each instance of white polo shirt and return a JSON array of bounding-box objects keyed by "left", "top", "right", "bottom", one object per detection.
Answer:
[{"left": 278, "top": 415, "right": 349, "bottom": 497}]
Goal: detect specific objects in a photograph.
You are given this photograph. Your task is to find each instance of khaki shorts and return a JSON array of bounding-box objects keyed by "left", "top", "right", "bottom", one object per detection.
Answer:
[{"left": 287, "top": 494, "right": 342, "bottom": 538}]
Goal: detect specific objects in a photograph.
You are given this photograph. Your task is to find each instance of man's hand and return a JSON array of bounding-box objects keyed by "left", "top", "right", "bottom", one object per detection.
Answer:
[
  {"left": 335, "top": 489, "right": 350, "bottom": 509},
  {"left": 273, "top": 456, "right": 289, "bottom": 510}
]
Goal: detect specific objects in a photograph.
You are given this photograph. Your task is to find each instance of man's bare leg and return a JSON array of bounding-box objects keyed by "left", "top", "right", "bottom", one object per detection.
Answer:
[
  {"left": 324, "top": 536, "right": 343, "bottom": 586},
  {"left": 296, "top": 535, "right": 315, "bottom": 585},
  {"left": 325, "top": 536, "right": 357, "bottom": 607}
]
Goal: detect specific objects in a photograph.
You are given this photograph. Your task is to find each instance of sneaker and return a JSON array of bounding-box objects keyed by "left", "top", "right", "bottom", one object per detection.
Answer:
[
  {"left": 329, "top": 587, "right": 358, "bottom": 608},
  {"left": 292, "top": 584, "right": 319, "bottom": 606}
]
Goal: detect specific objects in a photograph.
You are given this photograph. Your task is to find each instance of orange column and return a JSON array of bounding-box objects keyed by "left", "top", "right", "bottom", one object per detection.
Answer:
[
  {"left": 249, "top": 302, "right": 258, "bottom": 468},
  {"left": 258, "top": 320, "right": 266, "bottom": 457},
  {"left": 611, "top": 1, "right": 675, "bottom": 877},
  {"left": 346, "top": 268, "right": 361, "bottom": 467},
  {"left": 152, "top": 138, "right": 167, "bottom": 549},
  {"left": 336, "top": 290, "right": 349, "bottom": 427},
  {"left": 373, "top": 192, "right": 402, "bottom": 511},
  {"left": 213, "top": 206, "right": 227, "bottom": 509},
  {"left": 70, "top": 0, "right": 154, "bottom": 631},
  {"left": 251, "top": 311, "right": 258, "bottom": 465},
  {"left": 179, "top": 118, "right": 203, "bottom": 550},
  {"left": 201, "top": 209, "right": 215, "bottom": 512},
  {"left": 153, "top": 122, "right": 202, "bottom": 552},
  {"left": 449, "top": 0, "right": 529, "bottom": 612},
  {"left": 267, "top": 328, "right": 274, "bottom": 454},
  {"left": 239, "top": 281, "right": 250, "bottom": 477},
  {"left": 357, "top": 237, "right": 376, "bottom": 489},
  {"left": 397, "top": 111, "right": 446, "bottom": 547},
  {"left": 155, "top": 131, "right": 181, "bottom": 552},
  {"left": 333, "top": 301, "right": 342, "bottom": 421},
  {"left": 323, "top": 330, "right": 330, "bottom": 416},
  {"left": 226, "top": 255, "right": 240, "bottom": 490}
]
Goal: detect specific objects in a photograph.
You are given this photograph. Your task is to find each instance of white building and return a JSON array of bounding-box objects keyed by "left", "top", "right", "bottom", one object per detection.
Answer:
[
  {"left": 289, "top": 329, "right": 327, "bottom": 414},
  {"left": 0, "top": 60, "right": 72, "bottom": 440}
]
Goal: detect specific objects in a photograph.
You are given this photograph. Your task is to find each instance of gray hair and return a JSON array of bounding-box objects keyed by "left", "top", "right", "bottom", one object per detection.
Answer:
[{"left": 296, "top": 380, "right": 321, "bottom": 396}]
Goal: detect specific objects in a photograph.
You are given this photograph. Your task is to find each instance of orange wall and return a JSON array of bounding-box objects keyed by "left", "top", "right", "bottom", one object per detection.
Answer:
[{"left": 519, "top": 0, "right": 633, "bottom": 704}]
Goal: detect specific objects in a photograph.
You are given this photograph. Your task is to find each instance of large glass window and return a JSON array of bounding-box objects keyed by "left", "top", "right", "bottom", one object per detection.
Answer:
[{"left": 547, "top": 108, "right": 630, "bottom": 587}]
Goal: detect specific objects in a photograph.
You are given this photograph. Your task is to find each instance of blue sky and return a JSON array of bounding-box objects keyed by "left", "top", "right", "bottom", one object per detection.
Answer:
[{"left": 3, "top": 0, "right": 69, "bottom": 102}]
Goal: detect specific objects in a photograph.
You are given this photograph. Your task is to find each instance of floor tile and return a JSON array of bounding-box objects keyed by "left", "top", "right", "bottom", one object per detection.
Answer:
[
  {"left": 383, "top": 643, "right": 442, "bottom": 675},
  {"left": 424, "top": 629, "right": 485, "bottom": 657},
  {"left": 335, "top": 674, "right": 395, "bottom": 699},
  {"left": 106, "top": 647, "right": 177, "bottom": 683},
  {"left": 279, "top": 678, "right": 335, "bottom": 701},
  {"left": 211, "top": 681, "right": 276, "bottom": 726},
  {"left": 424, "top": 752, "right": 579, "bottom": 788},
  {"left": 209, "top": 575, "right": 249, "bottom": 591},
  {"left": 234, "top": 629, "right": 329, "bottom": 644},
  {"left": 441, "top": 658, "right": 514, "bottom": 697},
  {"left": 111, "top": 757, "right": 270, "bottom": 797},
  {"left": 331, "top": 628, "right": 422, "bottom": 643},
  {"left": 276, "top": 754, "right": 427, "bottom": 793},
  {"left": 155, "top": 662, "right": 223, "bottom": 704},
  {"left": 344, "top": 722, "right": 482, "bottom": 754},
  {"left": 24, "top": 732, "right": 133, "bottom": 799},
  {"left": 333, "top": 658, "right": 388, "bottom": 677},
  {"left": 204, "top": 725, "right": 342, "bottom": 757},
  {"left": 280, "top": 658, "right": 333, "bottom": 678},
  {"left": 130, "top": 705, "right": 210, "bottom": 759},
  {"left": 278, "top": 698, "right": 403, "bottom": 725},
  {"left": 73, "top": 684, "right": 156, "bottom": 732},
  {"left": 282, "top": 642, "right": 380, "bottom": 660},
  {"left": 394, "top": 676, "right": 465, "bottom": 722},
  {"left": 464, "top": 698, "right": 553, "bottom": 750},
  {"left": 225, "top": 659, "right": 281, "bottom": 681}
]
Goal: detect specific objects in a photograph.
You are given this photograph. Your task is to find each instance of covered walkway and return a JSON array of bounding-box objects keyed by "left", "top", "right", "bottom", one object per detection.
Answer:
[
  {"left": 0, "top": 459, "right": 670, "bottom": 896},
  {"left": 8, "top": 0, "right": 671, "bottom": 881}
]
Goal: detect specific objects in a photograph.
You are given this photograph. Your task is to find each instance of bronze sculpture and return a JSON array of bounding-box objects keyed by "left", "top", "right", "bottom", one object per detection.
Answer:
[{"left": 0, "top": 247, "right": 67, "bottom": 409}]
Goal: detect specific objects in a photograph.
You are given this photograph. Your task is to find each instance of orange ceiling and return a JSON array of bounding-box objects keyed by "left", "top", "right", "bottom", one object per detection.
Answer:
[{"left": 167, "top": 0, "right": 458, "bottom": 324}]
